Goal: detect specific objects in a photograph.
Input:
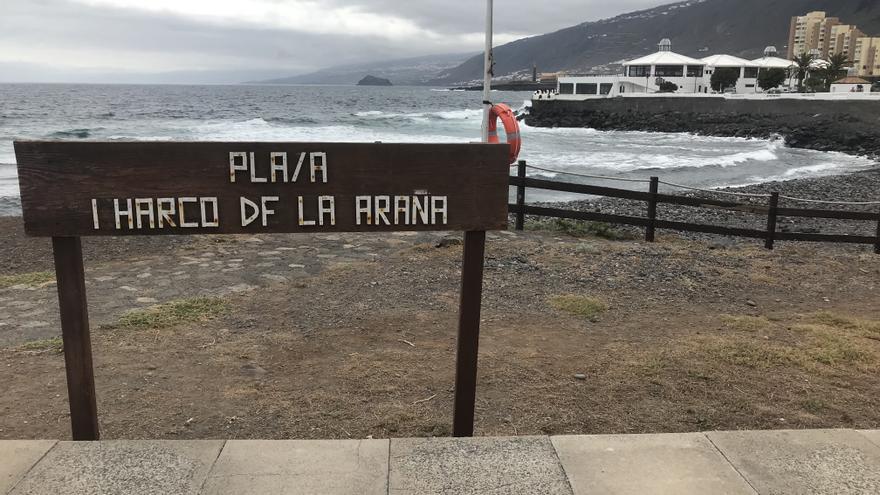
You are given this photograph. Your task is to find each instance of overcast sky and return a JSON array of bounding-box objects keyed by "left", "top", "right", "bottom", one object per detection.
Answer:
[{"left": 1, "top": 0, "right": 665, "bottom": 82}]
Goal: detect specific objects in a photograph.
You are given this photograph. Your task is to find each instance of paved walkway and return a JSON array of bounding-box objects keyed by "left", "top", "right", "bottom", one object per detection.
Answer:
[{"left": 2, "top": 430, "right": 880, "bottom": 494}]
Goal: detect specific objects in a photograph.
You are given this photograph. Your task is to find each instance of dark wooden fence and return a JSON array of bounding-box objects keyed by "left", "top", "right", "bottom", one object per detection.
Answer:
[{"left": 509, "top": 161, "right": 880, "bottom": 254}]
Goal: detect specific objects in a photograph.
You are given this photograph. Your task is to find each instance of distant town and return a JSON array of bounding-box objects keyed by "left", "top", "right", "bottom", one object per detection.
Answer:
[{"left": 537, "top": 10, "right": 879, "bottom": 100}]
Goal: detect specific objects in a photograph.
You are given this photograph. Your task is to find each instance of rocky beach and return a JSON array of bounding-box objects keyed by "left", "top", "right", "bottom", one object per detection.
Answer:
[{"left": 528, "top": 168, "right": 880, "bottom": 243}]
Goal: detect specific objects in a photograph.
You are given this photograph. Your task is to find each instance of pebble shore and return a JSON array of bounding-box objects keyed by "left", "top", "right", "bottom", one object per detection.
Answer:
[{"left": 532, "top": 168, "right": 880, "bottom": 241}]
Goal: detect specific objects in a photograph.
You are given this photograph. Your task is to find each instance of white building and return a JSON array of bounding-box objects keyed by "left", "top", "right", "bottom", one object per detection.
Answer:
[
  {"left": 752, "top": 47, "right": 797, "bottom": 72},
  {"left": 701, "top": 54, "right": 759, "bottom": 93},
  {"left": 750, "top": 47, "right": 799, "bottom": 91},
  {"left": 557, "top": 39, "right": 707, "bottom": 98},
  {"left": 552, "top": 41, "right": 798, "bottom": 101},
  {"left": 830, "top": 76, "right": 871, "bottom": 93}
]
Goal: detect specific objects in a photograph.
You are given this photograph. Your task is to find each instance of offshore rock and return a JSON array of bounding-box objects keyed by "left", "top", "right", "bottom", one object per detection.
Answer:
[{"left": 357, "top": 75, "right": 393, "bottom": 86}]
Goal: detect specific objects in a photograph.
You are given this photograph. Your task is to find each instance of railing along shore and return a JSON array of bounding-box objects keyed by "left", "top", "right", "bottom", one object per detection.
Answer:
[{"left": 509, "top": 161, "right": 880, "bottom": 254}]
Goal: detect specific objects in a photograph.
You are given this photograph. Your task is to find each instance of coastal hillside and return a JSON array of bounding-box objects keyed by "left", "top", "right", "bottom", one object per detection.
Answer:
[
  {"left": 434, "top": 0, "right": 880, "bottom": 84},
  {"left": 250, "top": 52, "right": 473, "bottom": 86}
]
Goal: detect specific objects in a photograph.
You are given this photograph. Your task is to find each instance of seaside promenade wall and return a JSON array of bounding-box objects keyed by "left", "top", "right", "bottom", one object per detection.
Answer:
[{"left": 526, "top": 98, "right": 880, "bottom": 157}]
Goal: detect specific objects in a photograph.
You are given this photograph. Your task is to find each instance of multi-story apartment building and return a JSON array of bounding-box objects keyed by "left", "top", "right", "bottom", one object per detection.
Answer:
[
  {"left": 827, "top": 25, "right": 866, "bottom": 59},
  {"left": 788, "top": 11, "right": 840, "bottom": 58},
  {"left": 853, "top": 37, "right": 880, "bottom": 77}
]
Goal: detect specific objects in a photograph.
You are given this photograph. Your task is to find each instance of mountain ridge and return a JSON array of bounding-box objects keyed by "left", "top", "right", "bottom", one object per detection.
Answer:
[
  {"left": 433, "top": 0, "right": 880, "bottom": 84},
  {"left": 248, "top": 52, "right": 475, "bottom": 86}
]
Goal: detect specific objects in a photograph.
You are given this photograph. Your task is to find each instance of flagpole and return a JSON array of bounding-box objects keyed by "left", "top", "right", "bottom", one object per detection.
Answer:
[{"left": 481, "top": 0, "right": 493, "bottom": 143}]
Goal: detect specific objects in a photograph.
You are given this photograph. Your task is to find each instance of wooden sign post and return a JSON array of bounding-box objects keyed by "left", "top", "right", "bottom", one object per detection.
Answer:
[{"left": 15, "top": 141, "right": 510, "bottom": 440}]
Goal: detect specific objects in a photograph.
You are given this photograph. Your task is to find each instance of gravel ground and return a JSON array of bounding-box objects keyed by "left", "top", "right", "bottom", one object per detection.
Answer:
[{"left": 0, "top": 217, "right": 193, "bottom": 275}]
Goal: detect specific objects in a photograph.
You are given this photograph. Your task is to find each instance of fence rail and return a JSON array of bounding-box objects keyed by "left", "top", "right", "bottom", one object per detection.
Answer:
[{"left": 509, "top": 161, "right": 880, "bottom": 254}]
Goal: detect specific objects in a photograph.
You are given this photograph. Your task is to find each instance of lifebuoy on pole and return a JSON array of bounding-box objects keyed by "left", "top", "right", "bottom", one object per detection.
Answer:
[{"left": 487, "top": 103, "right": 521, "bottom": 164}]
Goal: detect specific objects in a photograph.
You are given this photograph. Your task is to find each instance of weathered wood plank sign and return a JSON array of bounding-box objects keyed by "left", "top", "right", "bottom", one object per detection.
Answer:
[
  {"left": 14, "top": 141, "right": 510, "bottom": 441},
  {"left": 15, "top": 142, "right": 510, "bottom": 236}
]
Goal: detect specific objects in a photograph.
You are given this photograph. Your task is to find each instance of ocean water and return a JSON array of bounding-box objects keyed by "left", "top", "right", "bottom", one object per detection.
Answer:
[{"left": 0, "top": 83, "right": 876, "bottom": 214}]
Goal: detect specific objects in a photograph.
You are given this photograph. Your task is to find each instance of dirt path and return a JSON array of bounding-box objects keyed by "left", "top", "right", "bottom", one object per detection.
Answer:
[{"left": 1, "top": 222, "right": 879, "bottom": 440}]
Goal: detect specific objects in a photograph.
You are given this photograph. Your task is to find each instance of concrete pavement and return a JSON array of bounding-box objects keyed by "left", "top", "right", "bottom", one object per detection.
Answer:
[{"left": 3, "top": 430, "right": 880, "bottom": 494}]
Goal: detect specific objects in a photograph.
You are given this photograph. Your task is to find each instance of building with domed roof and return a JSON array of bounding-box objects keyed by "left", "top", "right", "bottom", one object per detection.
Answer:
[{"left": 553, "top": 39, "right": 797, "bottom": 100}]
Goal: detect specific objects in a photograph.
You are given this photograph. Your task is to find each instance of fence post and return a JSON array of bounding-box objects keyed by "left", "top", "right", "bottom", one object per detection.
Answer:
[
  {"left": 765, "top": 192, "right": 779, "bottom": 250},
  {"left": 515, "top": 160, "right": 526, "bottom": 231},
  {"left": 646, "top": 177, "right": 659, "bottom": 242},
  {"left": 875, "top": 207, "right": 880, "bottom": 255}
]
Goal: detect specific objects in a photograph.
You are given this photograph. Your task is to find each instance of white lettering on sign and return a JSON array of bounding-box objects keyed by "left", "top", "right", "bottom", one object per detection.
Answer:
[
  {"left": 200, "top": 198, "right": 220, "bottom": 228},
  {"left": 431, "top": 196, "right": 448, "bottom": 225},
  {"left": 102, "top": 197, "right": 219, "bottom": 230},
  {"left": 375, "top": 196, "right": 391, "bottom": 226},
  {"left": 292, "top": 152, "right": 306, "bottom": 182},
  {"left": 229, "top": 151, "right": 328, "bottom": 184},
  {"left": 318, "top": 196, "right": 336, "bottom": 226},
  {"left": 135, "top": 198, "right": 155, "bottom": 229},
  {"left": 157, "top": 198, "right": 177, "bottom": 228},
  {"left": 241, "top": 197, "right": 259, "bottom": 226},
  {"left": 178, "top": 198, "right": 200, "bottom": 228},
  {"left": 394, "top": 196, "right": 410, "bottom": 225},
  {"left": 114, "top": 198, "right": 134, "bottom": 230},
  {"left": 310, "top": 152, "right": 328, "bottom": 184},
  {"left": 356, "top": 196, "right": 371, "bottom": 226},
  {"left": 355, "top": 195, "right": 448, "bottom": 226},
  {"left": 89, "top": 152, "right": 455, "bottom": 231},
  {"left": 413, "top": 196, "right": 429, "bottom": 224},
  {"left": 270, "top": 152, "right": 288, "bottom": 183},
  {"left": 241, "top": 196, "right": 278, "bottom": 227},
  {"left": 91, "top": 199, "right": 100, "bottom": 230},
  {"left": 297, "top": 196, "right": 316, "bottom": 227}
]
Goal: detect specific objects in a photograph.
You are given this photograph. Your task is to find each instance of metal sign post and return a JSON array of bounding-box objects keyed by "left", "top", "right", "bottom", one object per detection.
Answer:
[
  {"left": 451, "top": 0, "right": 494, "bottom": 438},
  {"left": 480, "top": 0, "right": 494, "bottom": 144}
]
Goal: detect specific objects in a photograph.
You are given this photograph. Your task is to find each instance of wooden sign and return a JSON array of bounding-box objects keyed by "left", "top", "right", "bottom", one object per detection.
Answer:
[
  {"left": 14, "top": 141, "right": 511, "bottom": 237},
  {"left": 14, "top": 140, "right": 508, "bottom": 440}
]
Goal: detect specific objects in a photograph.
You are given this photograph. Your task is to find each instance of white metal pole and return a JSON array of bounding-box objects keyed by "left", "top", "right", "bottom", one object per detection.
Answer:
[{"left": 481, "top": 0, "right": 493, "bottom": 143}]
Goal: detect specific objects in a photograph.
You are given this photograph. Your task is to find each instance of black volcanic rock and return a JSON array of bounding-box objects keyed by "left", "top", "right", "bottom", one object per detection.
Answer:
[
  {"left": 525, "top": 99, "right": 880, "bottom": 160},
  {"left": 357, "top": 75, "right": 393, "bottom": 86}
]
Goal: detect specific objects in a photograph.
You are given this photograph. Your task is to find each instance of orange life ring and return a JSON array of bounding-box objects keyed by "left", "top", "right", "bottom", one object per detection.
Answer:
[{"left": 488, "top": 103, "right": 521, "bottom": 164}]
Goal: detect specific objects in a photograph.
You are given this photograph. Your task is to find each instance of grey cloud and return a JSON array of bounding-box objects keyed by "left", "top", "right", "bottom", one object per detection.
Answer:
[
  {"left": 1, "top": 0, "right": 663, "bottom": 82},
  {"left": 333, "top": 0, "right": 668, "bottom": 35}
]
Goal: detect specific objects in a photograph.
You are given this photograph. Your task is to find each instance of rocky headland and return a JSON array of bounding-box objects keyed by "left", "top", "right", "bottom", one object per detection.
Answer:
[{"left": 526, "top": 98, "right": 880, "bottom": 160}]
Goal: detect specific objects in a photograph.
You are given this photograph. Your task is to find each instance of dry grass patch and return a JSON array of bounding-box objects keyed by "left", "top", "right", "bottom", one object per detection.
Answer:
[
  {"left": 702, "top": 338, "right": 806, "bottom": 369},
  {"left": 691, "top": 314, "right": 880, "bottom": 372},
  {"left": 527, "top": 219, "right": 633, "bottom": 241},
  {"left": 548, "top": 295, "right": 608, "bottom": 319},
  {"left": 0, "top": 271, "right": 55, "bottom": 289},
  {"left": 109, "top": 297, "right": 227, "bottom": 330},
  {"left": 809, "top": 312, "right": 880, "bottom": 337},
  {"left": 15, "top": 337, "right": 63, "bottom": 354},
  {"left": 720, "top": 314, "right": 772, "bottom": 332},
  {"left": 791, "top": 323, "right": 875, "bottom": 368}
]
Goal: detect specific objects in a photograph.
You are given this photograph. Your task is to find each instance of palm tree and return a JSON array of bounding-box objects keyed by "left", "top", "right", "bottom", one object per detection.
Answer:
[
  {"left": 820, "top": 53, "right": 852, "bottom": 91},
  {"left": 791, "top": 53, "right": 815, "bottom": 93}
]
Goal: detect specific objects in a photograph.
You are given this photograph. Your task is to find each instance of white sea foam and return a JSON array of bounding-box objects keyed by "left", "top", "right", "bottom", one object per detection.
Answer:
[
  {"left": 0, "top": 164, "right": 18, "bottom": 197},
  {"left": 182, "top": 118, "right": 467, "bottom": 144},
  {"left": 354, "top": 108, "right": 483, "bottom": 121}
]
